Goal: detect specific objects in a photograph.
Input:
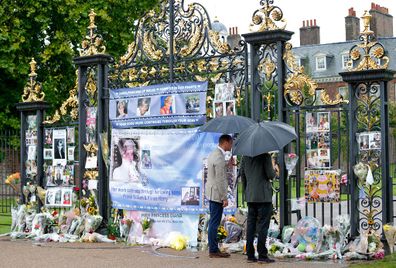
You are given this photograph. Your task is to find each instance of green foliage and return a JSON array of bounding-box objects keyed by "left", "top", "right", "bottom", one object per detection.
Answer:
[
  {"left": 390, "top": 103, "right": 396, "bottom": 139},
  {"left": 107, "top": 221, "right": 120, "bottom": 237},
  {"left": 0, "top": 0, "right": 159, "bottom": 129}
]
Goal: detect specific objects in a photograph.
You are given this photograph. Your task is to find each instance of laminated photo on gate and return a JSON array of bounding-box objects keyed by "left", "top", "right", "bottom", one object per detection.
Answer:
[
  {"left": 357, "top": 131, "right": 381, "bottom": 151},
  {"left": 45, "top": 187, "right": 73, "bottom": 208},
  {"left": 304, "top": 169, "right": 341, "bottom": 203},
  {"left": 214, "top": 83, "right": 235, "bottom": 102}
]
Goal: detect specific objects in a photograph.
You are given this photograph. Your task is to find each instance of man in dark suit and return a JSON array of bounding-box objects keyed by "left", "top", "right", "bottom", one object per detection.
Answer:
[
  {"left": 205, "top": 134, "right": 233, "bottom": 258},
  {"left": 240, "top": 153, "right": 276, "bottom": 263}
]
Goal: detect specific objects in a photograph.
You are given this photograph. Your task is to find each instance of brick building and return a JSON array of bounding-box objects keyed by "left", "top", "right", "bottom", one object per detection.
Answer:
[{"left": 293, "top": 3, "right": 396, "bottom": 103}]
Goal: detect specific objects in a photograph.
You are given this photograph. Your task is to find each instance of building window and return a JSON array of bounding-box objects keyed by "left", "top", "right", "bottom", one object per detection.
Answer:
[
  {"left": 295, "top": 57, "right": 302, "bottom": 67},
  {"left": 394, "top": 83, "right": 396, "bottom": 102},
  {"left": 338, "top": 86, "right": 348, "bottom": 101},
  {"left": 316, "top": 56, "right": 326, "bottom": 71},
  {"left": 342, "top": 54, "right": 351, "bottom": 69}
]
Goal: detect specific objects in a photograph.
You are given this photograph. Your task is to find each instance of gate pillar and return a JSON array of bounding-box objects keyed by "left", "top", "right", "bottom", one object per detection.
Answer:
[
  {"left": 16, "top": 58, "right": 49, "bottom": 205},
  {"left": 74, "top": 10, "right": 112, "bottom": 222},
  {"left": 340, "top": 11, "right": 394, "bottom": 237},
  {"left": 242, "top": 1, "right": 294, "bottom": 228}
]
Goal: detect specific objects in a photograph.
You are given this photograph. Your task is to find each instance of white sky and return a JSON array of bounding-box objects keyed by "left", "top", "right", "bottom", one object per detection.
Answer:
[{"left": 191, "top": 0, "right": 396, "bottom": 46}]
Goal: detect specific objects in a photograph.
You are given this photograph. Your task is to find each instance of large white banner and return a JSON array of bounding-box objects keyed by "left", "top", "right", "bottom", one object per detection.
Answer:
[{"left": 109, "top": 128, "right": 237, "bottom": 214}]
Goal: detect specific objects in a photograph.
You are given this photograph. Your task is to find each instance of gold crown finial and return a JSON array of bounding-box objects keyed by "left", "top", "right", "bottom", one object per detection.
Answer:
[
  {"left": 79, "top": 9, "right": 106, "bottom": 56},
  {"left": 346, "top": 11, "right": 389, "bottom": 71},
  {"left": 88, "top": 9, "right": 97, "bottom": 30},
  {"left": 29, "top": 58, "right": 37, "bottom": 77},
  {"left": 249, "top": 0, "right": 287, "bottom": 32},
  {"left": 22, "top": 58, "right": 45, "bottom": 102},
  {"left": 361, "top": 10, "right": 372, "bottom": 34}
]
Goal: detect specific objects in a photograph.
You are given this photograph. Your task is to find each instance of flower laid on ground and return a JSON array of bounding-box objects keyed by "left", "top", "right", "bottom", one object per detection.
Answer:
[
  {"left": 119, "top": 218, "right": 133, "bottom": 240},
  {"left": 372, "top": 249, "right": 385, "bottom": 260},
  {"left": 226, "top": 216, "right": 238, "bottom": 224},
  {"left": 168, "top": 232, "right": 188, "bottom": 251},
  {"left": 107, "top": 217, "right": 120, "bottom": 240},
  {"left": 141, "top": 217, "right": 154, "bottom": 233},
  {"left": 217, "top": 225, "right": 228, "bottom": 241},
  {"left": 383, "top": 223, "right": 396, "bottom": 254}
]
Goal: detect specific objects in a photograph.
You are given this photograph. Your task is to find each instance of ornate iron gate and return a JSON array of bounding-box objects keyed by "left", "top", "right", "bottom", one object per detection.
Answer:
[
  {"left": 0, "top": 130, "right": 20, "bottom": 213},
  {"left": 108, "top": 0, "right": 249, "bottom": 117}
]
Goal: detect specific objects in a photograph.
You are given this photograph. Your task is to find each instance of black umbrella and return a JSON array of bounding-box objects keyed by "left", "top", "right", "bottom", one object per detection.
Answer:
[
  {"left": 233, "top": 121, "right": 297, "bottom": 157},
  {"left": 198, "top": 115, "right": 255, "bottom": 134}
]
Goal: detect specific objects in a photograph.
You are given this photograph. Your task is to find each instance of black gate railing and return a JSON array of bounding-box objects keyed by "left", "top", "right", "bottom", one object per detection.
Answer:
[{"left": 0, "top": 130, "right": 20, "bottom": 214}]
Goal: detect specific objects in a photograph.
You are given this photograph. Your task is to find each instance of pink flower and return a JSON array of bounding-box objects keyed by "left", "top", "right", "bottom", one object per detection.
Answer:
[
  {"left": 373, "top": 249, "right": 385, "bottom": 260},
  {"left": 288, "top": 153, "right": 297, "bottom": 158}
]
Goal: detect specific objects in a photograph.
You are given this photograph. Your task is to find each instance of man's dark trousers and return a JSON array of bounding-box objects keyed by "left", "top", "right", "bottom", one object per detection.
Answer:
[
  {"left": 208, "top": 201, "right": 223, "bottom": 253},
  {"left": 246, "top": 202, "right": 272, "bottom": 259}
]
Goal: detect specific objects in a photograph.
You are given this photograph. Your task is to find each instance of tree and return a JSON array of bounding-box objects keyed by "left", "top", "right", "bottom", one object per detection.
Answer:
[{"left": 0, "top": 0, "right": 159, "bottom": 129}]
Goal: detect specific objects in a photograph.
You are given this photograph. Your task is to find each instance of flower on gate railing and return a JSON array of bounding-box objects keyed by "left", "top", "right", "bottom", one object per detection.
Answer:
[{"left": 5, "top": 172, "right": 21, "bottom": 194}]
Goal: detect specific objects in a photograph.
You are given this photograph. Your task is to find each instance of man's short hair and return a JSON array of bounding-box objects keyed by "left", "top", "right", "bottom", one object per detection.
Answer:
[{"left": 219, "top": 134, "right": 232, "bottom": 144}]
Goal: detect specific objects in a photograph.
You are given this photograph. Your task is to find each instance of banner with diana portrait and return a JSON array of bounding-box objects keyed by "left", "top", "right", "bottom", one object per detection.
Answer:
[
  {"left": 109, "top": 128, "right": 235, "bottom": 214},
  {"left": 109, "top": 82, "right": 208, "bottom": 128}
]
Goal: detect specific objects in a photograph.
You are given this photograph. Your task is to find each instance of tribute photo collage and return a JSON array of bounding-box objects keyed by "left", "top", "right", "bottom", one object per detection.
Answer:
[
  {"left": 213, "top": 83, "right": 236, "bottom": 117},
  {"left": 25, "top": 115, "right": 38, "bottom": 178},
  {"left": 305, "top": 112, "right": 331, "bottom": 169},
  {"left": 44, "top": 127, "right": 76, "bottom": 188}
]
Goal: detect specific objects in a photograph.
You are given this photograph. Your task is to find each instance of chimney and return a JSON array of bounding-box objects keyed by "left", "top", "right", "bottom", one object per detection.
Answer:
[
  {"left": 369, "top": 2, "right": 393, "bottom": 37},
  {"left": 299, "top": 19, "right": 320, "bottom": 46},
  {"left": 227, "top": 26, "right": 241, "bottom": 50},
  {"left": 345, "top": 7, "right": 360, "bottom": 41}
]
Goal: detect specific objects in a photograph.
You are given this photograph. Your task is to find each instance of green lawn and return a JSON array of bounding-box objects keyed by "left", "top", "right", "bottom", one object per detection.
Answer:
[
  {"left": 0, "top": 198, "right": 16, "bottom": 234},
  {"left": 0, "top": 213, "right": 11, "bottom": 234},
  {"left": 350, "top": 253, "right": 396, "bottom": 268}
]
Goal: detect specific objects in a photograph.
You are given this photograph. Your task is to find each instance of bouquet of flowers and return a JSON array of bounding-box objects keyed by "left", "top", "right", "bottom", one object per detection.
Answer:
[
  {"left": 167, "top": 232, "right": 188, "bottom": 251},
  {"left": 119, "top": 218, "right": 133, "bottom": 240},
  {"left": 285, "top": 153, "right": 299, "bottom": 175},
  {"left": 107, "top": 221, "right": 120, "bottom": 240},
  {"left": 141, "top": 217, "right": 154, "bottom": 235},
  {"left": 383, "top": 223, "right": 396, "bottom": 254},
  {"left": 335, "top": 214, "right": 350, "bottom": 251},
  {"left": 217, "top": 225, "right": 228, "bottom": 241},
  {"left": 84, "top": 214, "right": 103, "bottom": 234},
  {"left": 80, "top": 194, "right": 98, "bottom": 215},
  {"left": 292, "top": 217, "right": 322, "bottom": 253},
  {"left": 5, "top": 172, "right": 21, "bottom": 195}
]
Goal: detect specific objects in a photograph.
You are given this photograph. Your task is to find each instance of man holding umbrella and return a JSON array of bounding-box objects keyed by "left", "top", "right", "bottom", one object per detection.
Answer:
[
  {"left": 232, "top": 121, "right": 297, "bottom": 262},
  {"left": 205, "top": 134, "right": 233, "bottom": 258},
  {"left": 240, "top": 153, "right": 276, "bottom": 263}
]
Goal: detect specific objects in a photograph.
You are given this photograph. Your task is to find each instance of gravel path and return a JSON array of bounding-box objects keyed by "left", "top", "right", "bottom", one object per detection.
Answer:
[{"left": 0, "top": 237, "right": 351, "bottom": 268}]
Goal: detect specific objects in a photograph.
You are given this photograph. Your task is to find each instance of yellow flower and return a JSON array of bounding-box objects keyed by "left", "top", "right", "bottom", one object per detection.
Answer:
[
  {"left": 87, "top": 207, "right": 95, "bottom": 215},
  {"left": 384, "top": 224, "right": 391, "bottom": 231}
]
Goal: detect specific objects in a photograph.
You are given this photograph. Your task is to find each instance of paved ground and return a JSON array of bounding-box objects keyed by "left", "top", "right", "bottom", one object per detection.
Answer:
[{"left": 0, "top": 236, "right": 352, "bottom": 268}]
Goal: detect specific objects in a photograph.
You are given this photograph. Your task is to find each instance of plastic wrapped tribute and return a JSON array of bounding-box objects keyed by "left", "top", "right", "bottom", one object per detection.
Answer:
[{"left": 292, "top": 216, "right": 322, "bottom": 253}]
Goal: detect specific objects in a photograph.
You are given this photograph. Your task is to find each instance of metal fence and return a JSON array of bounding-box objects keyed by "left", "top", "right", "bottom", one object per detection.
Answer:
[{"left": 0, "top": 130, "right": 20, "bottom": 214}]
